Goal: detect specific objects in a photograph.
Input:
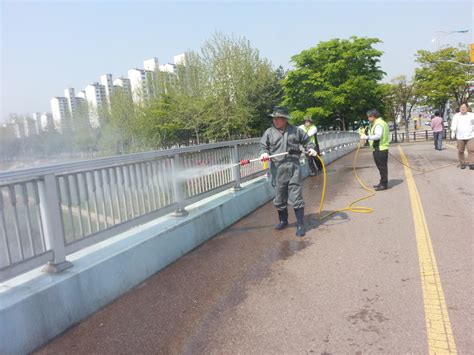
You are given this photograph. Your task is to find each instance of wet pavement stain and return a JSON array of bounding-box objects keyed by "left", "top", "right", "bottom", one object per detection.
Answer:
[
  {"left": 275, "top": 239, "right": 312, "bottom": 260},
  {"left": 347, "top": 308, "right": 389, "bottom": 325}
]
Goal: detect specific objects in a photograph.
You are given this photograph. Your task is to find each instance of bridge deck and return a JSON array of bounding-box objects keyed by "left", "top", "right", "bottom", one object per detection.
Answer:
[{"left": 35, "top": 142, "right": 473, "bottom": 354}]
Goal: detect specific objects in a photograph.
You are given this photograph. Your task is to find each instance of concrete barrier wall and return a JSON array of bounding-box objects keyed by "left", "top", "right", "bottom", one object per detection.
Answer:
[{"left": 0, "top": 145, "right": 355, "bottom": 354}]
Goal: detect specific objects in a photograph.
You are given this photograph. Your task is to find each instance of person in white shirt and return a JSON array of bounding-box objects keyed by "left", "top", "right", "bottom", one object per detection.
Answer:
[{"left": 450, "top": 102, "right": 474, "bottom": 169}]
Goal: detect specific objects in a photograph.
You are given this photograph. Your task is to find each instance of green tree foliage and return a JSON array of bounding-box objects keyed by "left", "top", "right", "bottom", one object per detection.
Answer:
[
  {"left": 200, "top": 33, "right": 283, "bottom": 139},
  {"left": 415, "top": 46, "right": 473, "bottom": 112},
  {"left": 137, "top": 33, "right": 284, "bottom": 146},
  {"left": 106, "top": 88, "right": 140, "bottom": 152},
  {"left": 382, "top": 76, "right": 420, "bottom": 141},
  {"left": 282, "top": 37, "right": 385, "bottom": 130},
  {"left": 146, "top": 51, "right": 211, "bottom": 146},
  {"left": 380, "top": 83, "right": 397, "bottom": 123}
]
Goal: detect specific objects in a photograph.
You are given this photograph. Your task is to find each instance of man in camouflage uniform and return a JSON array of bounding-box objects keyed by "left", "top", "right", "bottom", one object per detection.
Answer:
[{"left": 260, "top": 107, "right": 317, "bottom": 237}]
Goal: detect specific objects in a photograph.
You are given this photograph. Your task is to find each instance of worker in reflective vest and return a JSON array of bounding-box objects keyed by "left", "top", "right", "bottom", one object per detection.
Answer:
[
  {"left": 360, "top": 109, "right": 390, "bottom": 191},
  {"left": 298, "top": 116, "right": 322, "bottom": 175}
]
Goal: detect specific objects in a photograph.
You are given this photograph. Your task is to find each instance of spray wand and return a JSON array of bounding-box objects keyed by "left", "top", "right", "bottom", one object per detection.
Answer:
[{"left": 238, "top": 152, "right": 289, "bottom": 166}]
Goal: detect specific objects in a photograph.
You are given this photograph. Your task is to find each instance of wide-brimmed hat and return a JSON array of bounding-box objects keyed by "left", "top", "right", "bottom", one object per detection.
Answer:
[
  {"left": 268, "top": 106, "right": 291, "bottom": 120},
  {"left": 303, "top": 116, "right": 313, "bottom": 123}
]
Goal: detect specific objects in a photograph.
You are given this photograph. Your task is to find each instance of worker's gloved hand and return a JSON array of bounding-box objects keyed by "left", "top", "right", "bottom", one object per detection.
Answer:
[
  {"left": 360, "top": 134, "right": 368, "bottom": 140},
  {"left": 307, "top": 148, "right": 318, "bottom": 157},
  {"left": 260, "top": 153, "right": 270, "bottom": 161}
]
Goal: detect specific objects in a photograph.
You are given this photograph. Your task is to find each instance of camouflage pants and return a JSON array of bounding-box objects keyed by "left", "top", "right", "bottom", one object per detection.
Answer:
[{"left": 271, "top": 161, "right": 304, "bottom": 210}]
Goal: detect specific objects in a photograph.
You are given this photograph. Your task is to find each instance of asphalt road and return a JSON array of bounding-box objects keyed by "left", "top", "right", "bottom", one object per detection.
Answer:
[{"left": 35, "top": 141, "right": 473, "bottom": 354}]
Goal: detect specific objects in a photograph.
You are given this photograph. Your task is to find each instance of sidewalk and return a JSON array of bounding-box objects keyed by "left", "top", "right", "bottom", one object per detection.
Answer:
[{"left": 35, "top": 142, "right": 473, "bottom": 354}]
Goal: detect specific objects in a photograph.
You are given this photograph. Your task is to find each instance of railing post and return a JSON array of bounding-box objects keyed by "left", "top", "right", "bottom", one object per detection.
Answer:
[
  {"left": 171, "top": 153, "right": 188, "bottom": 217},
  {"left": 426, "top": 130, "right": 428, "bottom": 140},
  {"left": 38, "top": 174, "right": 72, "bottom": 273},
  {"left": 232, "top": 144, "right": 242, "bottom": 191}
]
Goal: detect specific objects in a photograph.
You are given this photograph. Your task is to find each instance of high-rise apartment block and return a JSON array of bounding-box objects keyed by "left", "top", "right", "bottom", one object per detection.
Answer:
[
  {"left": 128, "top": 68, "right": 154, "bottom": 104},
  {"left": 64, "top": 88, "right": 77, "bottom": 119},
  {"left": 85, "top": 82, "right": 106, "bottom": 128},
  {"left": 23, "top": 117, "right": 39, "bottom": 137},
  {"left": 40, "top": 112, "right": 54, "bottom": 132},
  {"left": 32, "top": 112, "right": 42, "bottom": 130},
  {"left": 113, "top": 77, "right": 132, "bottom": 98},
  {"left": 143, "top": 57, "right": 159, "bottom": 72},
  {"left": 100, "top": 74, "right": 113, "bottom": 107},
  {"left": 50, "top": 96, "right": 70, "bottom": 132},
  {"left": 174, "top": 53, "right": 186, "bottom": 66},
  {"left": 159, "top": 63, "right": 176, "bottom": 74},
  {"left": 42, "top": 53, "right": 185, "bottom": 135}
]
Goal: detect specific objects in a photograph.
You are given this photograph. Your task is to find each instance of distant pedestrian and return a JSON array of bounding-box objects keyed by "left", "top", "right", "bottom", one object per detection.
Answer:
[
  {"left": 298, "top": 117, "right": 322, "bottom": 176},
  {"left": 430, "top": 110, "right": 444, "bottom": 150},
  {"left": 450, "top": 102, "right": 474, "bottom": 169}
]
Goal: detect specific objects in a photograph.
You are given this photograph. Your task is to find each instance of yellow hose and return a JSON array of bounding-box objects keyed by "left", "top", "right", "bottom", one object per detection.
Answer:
[
  {"left": 315, "top": 140, "right": 458, "bottom": 221},
  {"left": 387, "top": 152, "right": 458, "bottom": 173},
  {"left": 316, "top": 140, "right": 375, "bottom": 221}
]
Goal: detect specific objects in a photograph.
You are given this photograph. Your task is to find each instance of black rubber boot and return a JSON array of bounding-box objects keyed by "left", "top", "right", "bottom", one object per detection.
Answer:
[
  {"left": 275, "top": 209, "right": 288, "bottom": 230},
  {"left": 294, "top": 208, "right": 305, "bottom": 237}
]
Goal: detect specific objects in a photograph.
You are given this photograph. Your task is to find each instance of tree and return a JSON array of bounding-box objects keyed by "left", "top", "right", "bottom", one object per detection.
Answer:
[
  {"left": 282, "top": 36, "right": 385, "bottom": 130},
  {"left": 137, "top": 94, "right": 190, "bottom": 149},
  {"left": 201, "top": 32, "right": 283, "bottom": 140},
  {"left": 388, "top": 75, "right": 420, "bottom": 141},
  {"left": 95, "top": 87, "right": 146, "bottom": 154},
  {"left": 415, "top": 45, "right": 473, "bottom": 113},
  {"left": 138, "top": 33, "right": 284, "bottom": 145},
  {"left": 167, "top": 51, "right": 210, "bottom": 144}
]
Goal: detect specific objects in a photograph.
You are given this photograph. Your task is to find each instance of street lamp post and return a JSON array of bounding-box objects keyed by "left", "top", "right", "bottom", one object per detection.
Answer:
[{"left": 432, "top": 30, "right": 469, "bottom": 50}]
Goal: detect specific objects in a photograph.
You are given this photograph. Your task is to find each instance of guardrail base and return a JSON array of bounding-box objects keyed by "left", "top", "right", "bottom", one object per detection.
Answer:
[
  {"left": 172, "top": 209, "right": 189, "bottom": 217},
  {"left": 42, "top": 260, "right": 73, "bottom": 274}
]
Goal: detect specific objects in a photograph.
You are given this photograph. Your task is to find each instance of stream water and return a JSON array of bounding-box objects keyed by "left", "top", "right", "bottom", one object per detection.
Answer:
[{"left": 175, "top": 163, "right": 237, "bottom": 180}]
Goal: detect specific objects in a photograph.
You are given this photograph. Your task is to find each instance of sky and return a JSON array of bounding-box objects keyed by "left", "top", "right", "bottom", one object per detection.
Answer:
[{"left": 1, "top": 0, "right": 473, "bottom": 120}]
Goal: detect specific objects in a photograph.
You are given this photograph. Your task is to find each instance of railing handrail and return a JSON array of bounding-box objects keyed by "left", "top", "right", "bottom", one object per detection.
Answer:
[
  {"left": 0, "top": 132, "right": 353, "bottom": 184},
  {"left": 0, "top": 138, "right": 262, "bottom": 183}
]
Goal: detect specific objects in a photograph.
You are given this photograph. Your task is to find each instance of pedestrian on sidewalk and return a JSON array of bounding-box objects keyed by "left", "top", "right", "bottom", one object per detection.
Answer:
[
  {"left": 360, "top": 109, "right": 390, "bottom": 191},
  {"left": 431, "top": 110, "right": 444, "bottom": 150},
  {"left": 450, "top": 102, "right": 474, "bottom": 169},
  {"left": 298, "top": 116, "right": 322, "bottom": 176},
  {"left": 260, "top": 107, "right": 317, "bottom": 237}
]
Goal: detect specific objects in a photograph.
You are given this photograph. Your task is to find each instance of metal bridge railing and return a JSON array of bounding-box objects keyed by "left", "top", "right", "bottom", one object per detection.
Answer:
[
  {"left": 0, "top": 132, "right": 359, "bottom": 282},
  {"left": 391, "top": 128, "right": 453, "bottom": 142}
]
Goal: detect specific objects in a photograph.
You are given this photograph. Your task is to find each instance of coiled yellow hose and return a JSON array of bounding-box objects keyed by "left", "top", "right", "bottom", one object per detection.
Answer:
[
  {"left": 316, "top": 141, "right": 375, "bottom": 220},
  {"left": 315, "top": 140, "right": 458, "bottom": 221}
]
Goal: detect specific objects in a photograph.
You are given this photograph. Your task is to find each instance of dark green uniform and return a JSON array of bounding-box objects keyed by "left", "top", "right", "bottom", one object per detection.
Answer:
[{"left": 259, "top": 125, "right": 314, "bottom": 210}]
